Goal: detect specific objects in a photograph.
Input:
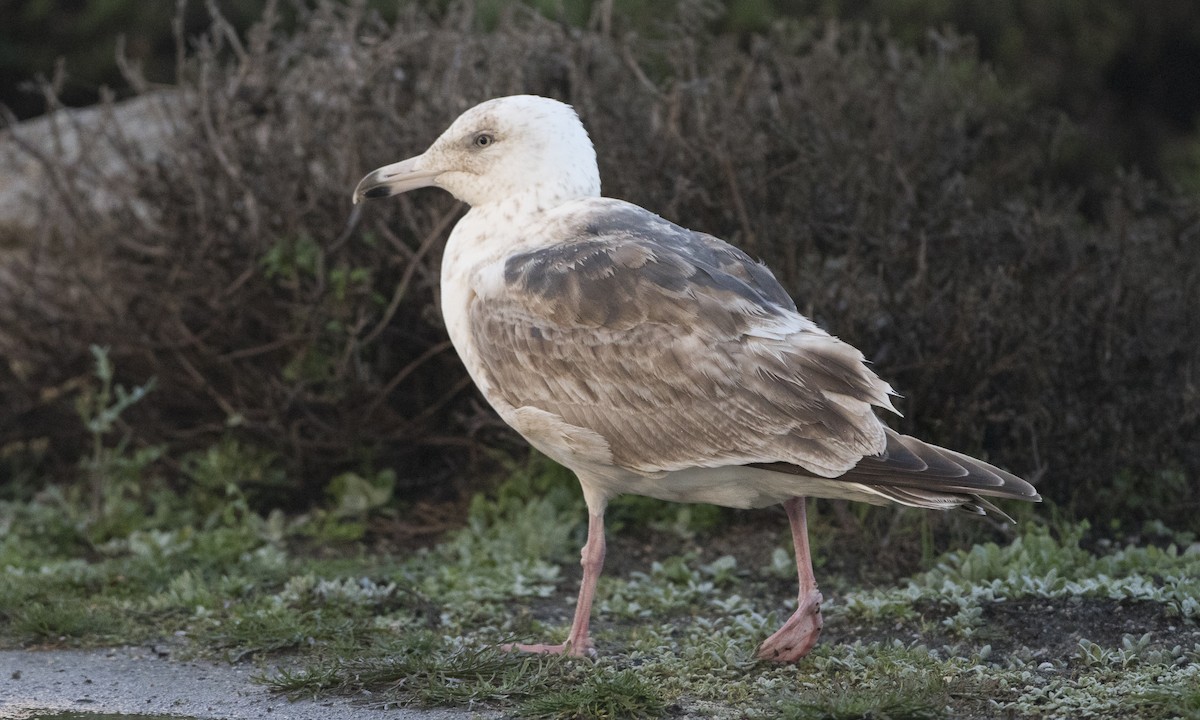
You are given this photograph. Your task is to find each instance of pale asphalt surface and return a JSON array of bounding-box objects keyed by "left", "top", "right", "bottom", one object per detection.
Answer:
[{"left": 0, "top": 646, "right": 494, "bottom": 720}]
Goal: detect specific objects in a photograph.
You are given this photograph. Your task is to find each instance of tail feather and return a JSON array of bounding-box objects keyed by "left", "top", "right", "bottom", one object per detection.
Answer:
[
  {"left": 846, "top": 431, "right": 1039, "bottom": 500},
  {"left": 870, "top": 485, "right": 1018, "bottom": 522},
  {"left": 751, "top": 428, "right": 1040, "bottom": 520}
]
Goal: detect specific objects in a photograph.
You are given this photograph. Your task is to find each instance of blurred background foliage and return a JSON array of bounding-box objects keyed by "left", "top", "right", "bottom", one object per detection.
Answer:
[
  {"left": 4, "top": 0, "right": 1199, "bottom": 188},
  {"left": 1, "top": 0, "right": 1198, "bottom": 538}
]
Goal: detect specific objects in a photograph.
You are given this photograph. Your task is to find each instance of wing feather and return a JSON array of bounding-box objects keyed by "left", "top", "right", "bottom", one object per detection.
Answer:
[{"left": 469, "top": 199, "right": 897, "bottom": 479}]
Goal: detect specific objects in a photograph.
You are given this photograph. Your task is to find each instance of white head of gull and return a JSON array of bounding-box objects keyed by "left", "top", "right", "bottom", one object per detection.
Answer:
[{"left": 354, "top": 94, "right": 1040, "bottom": 662}]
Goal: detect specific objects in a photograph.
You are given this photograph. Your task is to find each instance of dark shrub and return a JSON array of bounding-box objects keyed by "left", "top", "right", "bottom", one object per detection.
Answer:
[{"left": 1, "top": 3, "right": 1196, "bottom": 527}]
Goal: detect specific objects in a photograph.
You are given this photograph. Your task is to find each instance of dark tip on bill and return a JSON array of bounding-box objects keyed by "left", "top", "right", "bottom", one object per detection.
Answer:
[{"left": 363, "top": 186, "right": 392, "bottom": 199}]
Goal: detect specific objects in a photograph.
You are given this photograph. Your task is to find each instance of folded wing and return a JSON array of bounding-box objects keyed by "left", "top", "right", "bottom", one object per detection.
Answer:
[{"left": 468, "top": 198, "right": 1036, "bottom": 510}]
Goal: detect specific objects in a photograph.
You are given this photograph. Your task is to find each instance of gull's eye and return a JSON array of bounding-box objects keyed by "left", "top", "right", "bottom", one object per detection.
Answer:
[{"left": 473, "top": 133, "right": 495, "bottom": 148}]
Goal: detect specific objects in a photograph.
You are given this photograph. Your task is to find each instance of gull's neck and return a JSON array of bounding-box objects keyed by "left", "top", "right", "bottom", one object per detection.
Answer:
[
  {"left": 486, "top": 178, "right": 599, "bottom": 215},
  {"left": 449, "top": 195, "right": 560, "bottom": 268},
  {"left": 455, "top": 181, "right": 595, "bottom": 251}
]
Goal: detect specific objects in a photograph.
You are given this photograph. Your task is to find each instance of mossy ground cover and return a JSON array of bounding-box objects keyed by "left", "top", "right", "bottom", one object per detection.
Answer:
[{"left": 3, "top": 451, "right": 1198, "bottom": 719}]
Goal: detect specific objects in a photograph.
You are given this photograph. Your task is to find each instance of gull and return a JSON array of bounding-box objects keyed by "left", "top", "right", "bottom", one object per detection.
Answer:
[{"left": 353, "top": 95, "right": 1040, "bottom": 662}]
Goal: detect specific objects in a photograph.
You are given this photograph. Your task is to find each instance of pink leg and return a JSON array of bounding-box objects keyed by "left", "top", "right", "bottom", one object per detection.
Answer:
[
  {"left": 503, "top": 511, "right": 605, "bottom": 657},
  {"left": 757, "top": 496, "right": 824, "bottom": 662}
]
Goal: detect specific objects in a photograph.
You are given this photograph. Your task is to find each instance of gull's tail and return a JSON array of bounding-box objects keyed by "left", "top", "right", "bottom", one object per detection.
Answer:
[{"left": 753, "top": 429, "right": 1040, "bottom": 521}]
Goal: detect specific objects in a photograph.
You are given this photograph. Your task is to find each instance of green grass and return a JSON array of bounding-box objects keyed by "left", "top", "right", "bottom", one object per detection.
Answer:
[
  {"left": 777, "top": 678, "right": 948, "bottom": 720},
  {"left": 839, "top": 523, "right": 1200, "bottom": 630},
  {"left": 520, "top": 669, "right": 666, "bottom": 719},
  {"left": 3, "top": 447, "right": 1199, "bottom": 718}
]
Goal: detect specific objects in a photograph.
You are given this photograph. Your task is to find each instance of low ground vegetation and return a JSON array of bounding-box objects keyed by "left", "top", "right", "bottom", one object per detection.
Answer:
[
  {"left": 1, "top": 365, "right": 1196, "bottom": 718},
  {"left": 2, "top": 448, "right": 1197, "bottom": 718}
]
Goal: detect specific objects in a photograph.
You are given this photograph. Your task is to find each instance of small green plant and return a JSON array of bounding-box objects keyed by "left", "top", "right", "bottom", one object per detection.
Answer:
[
  {"left": 11, "top": 600, "right": 130, "bottom": 645},
  {"left": 261, "top": 233, "right": 322, "bottom": 284},
  {"left": 179, "top": 437, "right": 287, "bottom": 526},
  {"left": 326, "top": 468, "right": 395, "bottom": 518},
  {"left": 778, "top": 680, "right": 947, "bottom": 720},
  {"left": 519, "top": 669, "right": 666, "bottom": 719},
  {"left": 74, "top": 345, "right": 160, "bottom": 539},
  {"left": 1133, "top": 684, "right": 1200, "bottom": 720},
  {"left": 293, "top": 468, "right": 399, "bottom": 543}
]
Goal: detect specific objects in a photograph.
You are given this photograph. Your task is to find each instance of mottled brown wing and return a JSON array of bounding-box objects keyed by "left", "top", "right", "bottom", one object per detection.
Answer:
[{"left": 468, "top": 200, "right": 897, "bottom": 478}]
